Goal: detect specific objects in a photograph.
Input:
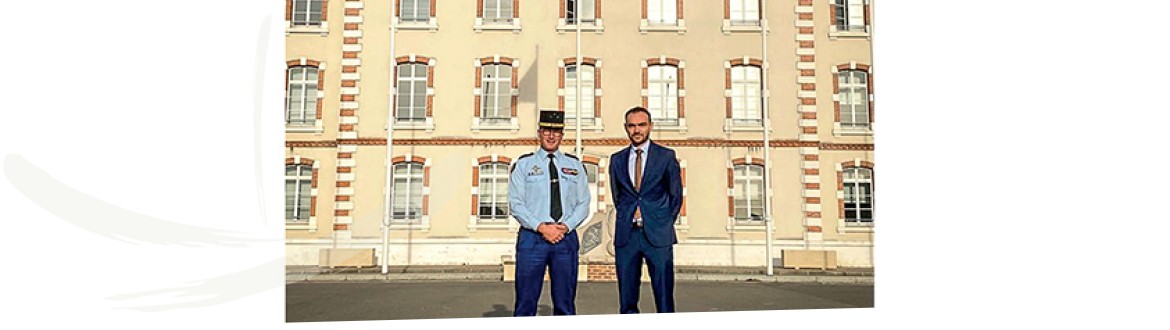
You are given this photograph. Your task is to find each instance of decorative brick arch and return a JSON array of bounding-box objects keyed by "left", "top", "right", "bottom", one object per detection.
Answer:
[
  {"left": 470, "top": 154, "right": 513, "bottom": 218},
  {"left": 837, "top": 159, "right": 875, "bottom": 232},
  {"left": 641, "top": 56, "right": 687, "bottom": 123},
  {"left": 474, "top": 55, "right": 520, "bottom": 118},
  {"left": 724, "top": 57, "right": 763, "bottom": 120},
  {"left": 390, "top": 154, "right": 433, "bottom": 227},
  {"left": 285, "top": 156, "right": 320, "bottom": 231},
  {"left": 394, "top": 55, "right": 437, "bottom": 119},
  {"left": 832, "top": 62, "right": 875, "bottom": 124},
  {"left": 727, "top": 156, "right": 766, "bottom": 220},
  {"left": 285, "top": 58, "right": 326, "bottom": 123},
  {"left": 558, "top": 57, "right": 603, "bottom": 119}
]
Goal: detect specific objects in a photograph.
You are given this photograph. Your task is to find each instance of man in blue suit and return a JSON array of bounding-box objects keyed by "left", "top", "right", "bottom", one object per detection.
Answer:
[{"left": 608, "top": 106, "right": 683, "bottom": 313}]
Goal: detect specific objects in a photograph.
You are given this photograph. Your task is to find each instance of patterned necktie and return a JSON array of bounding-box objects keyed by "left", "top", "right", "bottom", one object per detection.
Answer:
[
  {"left": 634, "top": 148, "right": 643, "bottom": 223},
  {"left": 548, "top": 154, "right": 562, "bottom": 221}
]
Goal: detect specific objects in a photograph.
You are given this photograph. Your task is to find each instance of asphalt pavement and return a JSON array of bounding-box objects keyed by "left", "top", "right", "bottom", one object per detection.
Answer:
[{"left": 286, "top": 281, "right": 873, "bottom": 322}]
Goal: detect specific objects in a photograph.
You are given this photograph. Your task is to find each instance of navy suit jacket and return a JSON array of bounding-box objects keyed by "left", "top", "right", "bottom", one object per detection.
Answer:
[{"left": 609, "top": 141, "right": 682, "bottom": 248}]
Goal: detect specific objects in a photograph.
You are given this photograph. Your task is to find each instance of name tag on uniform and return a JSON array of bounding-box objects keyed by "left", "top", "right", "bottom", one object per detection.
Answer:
[{"left": 561, "top": 168, "right": 578, "bottom": 176}]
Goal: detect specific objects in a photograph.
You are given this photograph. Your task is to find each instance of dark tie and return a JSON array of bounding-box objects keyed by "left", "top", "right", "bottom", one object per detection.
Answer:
[
  {"left": 548, "top": 154, "right": 562, "bottom": 221},
  {"left": 634, "top": 149, "right": 643, "bottom": 225}
]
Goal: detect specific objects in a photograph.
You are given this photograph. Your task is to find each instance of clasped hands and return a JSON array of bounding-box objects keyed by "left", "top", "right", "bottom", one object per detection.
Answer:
[{"left": 537, "top": 222, "right": 569, "bottom": 244}]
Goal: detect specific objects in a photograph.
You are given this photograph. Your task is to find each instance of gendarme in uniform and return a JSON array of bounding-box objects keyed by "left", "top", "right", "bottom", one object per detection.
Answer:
[{"left": 508, "top": 110, "right": 590, "bottom": 316}]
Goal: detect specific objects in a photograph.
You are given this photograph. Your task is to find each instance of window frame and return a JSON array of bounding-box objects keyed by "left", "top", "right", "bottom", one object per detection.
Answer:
[
  {"left": 647, "top": 64, "right": 680, "bottom": 126},
  {"left": 733, "top": 164, "right": 766, "bottom": 223},
  {"left": 391, "top": 161, "right": 425, "bottom": 223},
  {"left": 477, "top": 162, "right": 511, "bottom": 223}
]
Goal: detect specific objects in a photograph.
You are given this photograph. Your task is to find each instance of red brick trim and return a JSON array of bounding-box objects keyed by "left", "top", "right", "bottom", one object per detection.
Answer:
[
  {"left": 390, "top": 155, "right": 430, "bottom": 219},
  {"left": 833, "top": 64, "right": 874, "bottom": 125},
  {"left": 285, "top": 157, "right": 318, "bottom": 219},
  {"left": 289, "top": 138, "right": 875, "bottom": 150},
  {"left": 837, "top": 161, "right": 875, "bottom": 219},
  {"left": 393, "top": 57, "right": 435, "bottom": 120},
  {"left": 559, "top": 59, "right": 601, "bottom": 117},
  {"left": 726, "top": 58, "right": 762, "bottom": 119},
  {"left": 471, "top": 156, "right": 513, "bottom": 216},
  {"left": 643, "top": 57, "right": 685, "bottom": 119},
  {"left": 731, "top": 157, "right": 766, "bottom": 166},
  {"left": 286, "top": 0, "right": 330, "bottom": 23},
  {"left": 285, "top": 61, "right": 326, "bottom": 121}
]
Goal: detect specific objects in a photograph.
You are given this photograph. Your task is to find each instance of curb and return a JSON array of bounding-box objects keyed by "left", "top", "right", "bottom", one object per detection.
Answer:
[{"left": 288, "top": 273, "right": 871, "bottom": 285}]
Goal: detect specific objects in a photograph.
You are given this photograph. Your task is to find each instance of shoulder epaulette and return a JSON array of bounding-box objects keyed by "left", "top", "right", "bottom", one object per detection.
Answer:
[
  {"left": 511, "top": 153, "right": 534, "bottom": 174},
  {"left": 564, "top": 153, "right": 579, "bottom": 160}
]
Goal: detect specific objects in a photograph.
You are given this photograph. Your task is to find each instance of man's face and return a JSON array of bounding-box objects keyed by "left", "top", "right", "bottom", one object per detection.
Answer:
[
  {"left": 624, "top": 111, "right": 652, "bottom": 145},
  {"left": 539, "top": 128, "right": 563, "bottom": 151}
]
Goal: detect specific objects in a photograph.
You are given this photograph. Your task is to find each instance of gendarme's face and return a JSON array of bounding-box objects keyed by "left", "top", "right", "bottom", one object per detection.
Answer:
[
  {"left": 624, "top": 111, "right": 652, "bottom": 145},
  {"left": 539, "top": 128, "right": 563, "bottom": 151}
]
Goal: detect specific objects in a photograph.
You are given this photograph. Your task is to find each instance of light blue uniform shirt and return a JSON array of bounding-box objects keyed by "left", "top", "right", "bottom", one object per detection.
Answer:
[{"left": 509, "top": 148, "right": 591, "bottom": 232}]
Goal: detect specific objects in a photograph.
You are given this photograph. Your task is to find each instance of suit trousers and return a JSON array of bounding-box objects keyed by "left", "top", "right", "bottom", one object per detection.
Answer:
[
  {"left": 615, "top": 226, "right": 675, "bottom": 313},
  {"left": 513, "top": 229, "right": 579, "bottom": 316}
]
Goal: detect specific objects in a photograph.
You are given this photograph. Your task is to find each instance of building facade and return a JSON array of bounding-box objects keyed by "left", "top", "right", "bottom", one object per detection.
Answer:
[{"left": 285, "top": 0, "right": 875, "bottom": 269}]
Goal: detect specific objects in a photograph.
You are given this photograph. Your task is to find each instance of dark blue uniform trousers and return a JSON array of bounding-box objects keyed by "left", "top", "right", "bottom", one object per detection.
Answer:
[
  {"left": 616, "top": 227, "right": 675, "bottom": 313},
  {"left": 514, "top": 229, "right": 579, "bottom": 316}
]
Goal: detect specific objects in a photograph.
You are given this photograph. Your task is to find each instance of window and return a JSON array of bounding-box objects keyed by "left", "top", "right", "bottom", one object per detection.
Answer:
[
  {"left": 730, "top": 64, "right": 762, "bottom": 126},
  {"left": 834, "top": 0, "right": 867, "bottom": 32},
  {"left": 647, "top": 0, "right": 678, "bottom": 25},
  {"left": 286, "top": 66, "right": 318, "bottom": 126},
  {"left": 482, "top": 0, "right": 514, "bottom": 24},
  {"left": 566, "top": 0, "right": 596, "bottom": 24},
  {"left": 729, "top": 0, "right": 759, "bottom": 26},
  {"left": 291, "top": 0, "right": 324, "bottom": 26},
  {"left": 647, "top": 65, "right": 679, "bottom": 126},
  {"left": 564, "top": 64, "right": 595, "bottom": 121},
  {"left": 477, "top": 162, "right": 510, "bottom": 223},
  {"left": 285, "top": 164, "right": 313, "bottom": 222},
  {"left": 838, "top": 69, "right": 870, "bottom": 129},
  {"left": 480, "top": 64, "right": 513, "bottom": 124},
  {"left": 396, "top": 63, "right": 428, "bottom": 123},
  {"left": 733, "top": 164, "right": 765, "bottom": 222},
  {"left": 842, "top": 167, "right": 873, "bottom": 223},
  {"left": 400, "top": 0, "right": 431, "bottom": 23},
  {"left": 392, "top": 162, "right": 425, "bottom": 222}
]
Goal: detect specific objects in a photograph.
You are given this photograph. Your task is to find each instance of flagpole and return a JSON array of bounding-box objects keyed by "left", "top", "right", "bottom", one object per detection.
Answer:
[
  {"left": 574, "top": 0, "right": 583, "bottom": 157},
  {"left": 761, "top": 0, "right": 775, "bottom": 276},
  {"left": 381, "top": 0, "right": 398, "bottom": 275}
]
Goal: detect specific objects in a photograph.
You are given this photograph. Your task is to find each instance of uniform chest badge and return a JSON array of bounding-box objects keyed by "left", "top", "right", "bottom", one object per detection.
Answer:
[
  {"left": 561, "top": 168, "right": 578, "bottom": 176},
  {"left": 529, "top": 165, "right": 544, "bottom": 176}
]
